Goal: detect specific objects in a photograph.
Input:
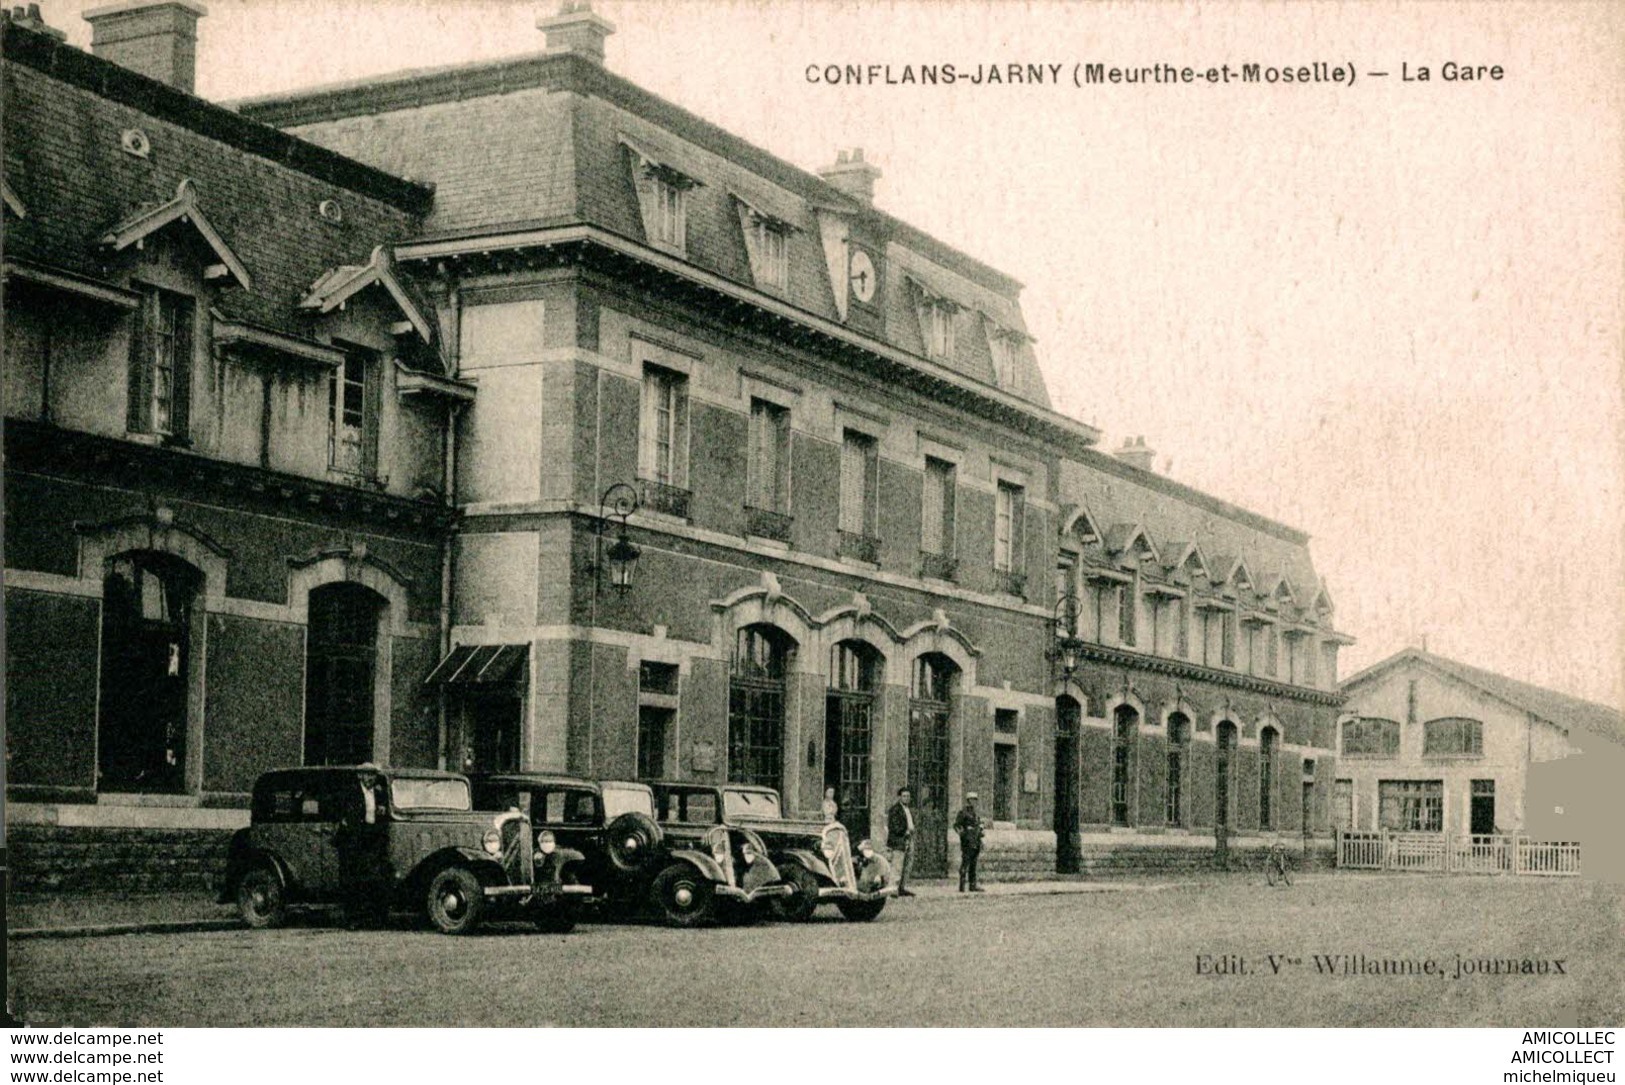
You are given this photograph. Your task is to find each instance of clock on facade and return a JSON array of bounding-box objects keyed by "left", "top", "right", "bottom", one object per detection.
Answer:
[{"left": 848, "top": 247, "right": 877, "bottom": 305}]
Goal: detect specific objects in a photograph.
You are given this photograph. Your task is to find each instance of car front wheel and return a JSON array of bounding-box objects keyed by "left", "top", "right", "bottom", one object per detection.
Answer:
[
  {"left": 426, "top": 866, "right": 486, "bottom": 935},
  {"left": 772, "top": 863, "right": 820, "bottom": 922},
  {"left": 650, "top": 864, "right": 715, "bottom": 928},
  {"left": 236, "top": 864, "right": 287, "bottom": 929}
]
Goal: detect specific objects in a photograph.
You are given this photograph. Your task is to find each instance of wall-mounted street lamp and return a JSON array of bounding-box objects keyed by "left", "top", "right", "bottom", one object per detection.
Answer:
[
  {"left": 591, "top": 482, "right": 641, "bottom": 596},
  {"left": 1049, "top": 590, "right": 1085, "bottom": 680}
]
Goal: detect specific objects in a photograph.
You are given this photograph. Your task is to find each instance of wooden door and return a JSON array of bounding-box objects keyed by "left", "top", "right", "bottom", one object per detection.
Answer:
[{"left": 907, "top": 699, "right": 951, "bottom": 877}]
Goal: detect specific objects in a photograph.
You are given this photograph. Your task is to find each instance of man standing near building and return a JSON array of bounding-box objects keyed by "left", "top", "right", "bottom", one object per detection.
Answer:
[
  {"left": 954, "top": 791, "right": 986, "bottom": 892},
  {"left": 886, "top": 787, "right": 916, "bottom": 896}
]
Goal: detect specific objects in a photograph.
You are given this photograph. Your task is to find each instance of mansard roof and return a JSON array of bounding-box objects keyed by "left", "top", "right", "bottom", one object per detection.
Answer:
[
  {"left": 2, "top": 21, "right": 427, "bottom": 341},
  {"left": 235, "top": 48, "right": 1056, "bottom": 412}
]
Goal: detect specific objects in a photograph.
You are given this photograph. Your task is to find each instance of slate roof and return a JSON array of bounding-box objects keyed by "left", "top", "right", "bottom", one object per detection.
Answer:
[
  {"left": 1, "top": 22, "right": 430, "bottom": 348},
  {"left": 236, "top": 49, "right": 1054, "bottom": 410},
  {"left": 1341, "top": 649, "right": 1625, "bottom": 746}
]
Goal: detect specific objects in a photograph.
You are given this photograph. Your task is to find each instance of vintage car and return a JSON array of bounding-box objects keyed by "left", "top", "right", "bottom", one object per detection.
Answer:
[
  {"left": 220, "top": 766, "right": 590, "bottom": 935},
  {"left": 650, "top": 782, "right": 893, "bottom": 921},
  {"left": 470, "top": 773, "right": 790, "bottom": 927}
]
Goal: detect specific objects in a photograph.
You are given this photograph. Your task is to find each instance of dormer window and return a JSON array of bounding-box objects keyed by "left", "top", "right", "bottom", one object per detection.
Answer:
[
  {"left": 985, "top": 321, "right": 1026, "bottom": 388},
  {"left": 624, "top": 138, "right": 703, "bottom": 257},
  {"left": 127, "top": 286, "right": 194, "bottom": 440},
  {"left": 736, "top": 202, "right": 793, "bottom": 293},
  {"left": 924, "top": 300, "right": 956, "bottom": 360},
  {"left": 653, "top": 177, "right": 687, "bottom": 249}
]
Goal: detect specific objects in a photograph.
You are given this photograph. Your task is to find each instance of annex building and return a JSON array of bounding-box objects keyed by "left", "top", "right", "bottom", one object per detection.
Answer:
[
  {"left": 4, "top": 1, "right": 1352, "bottom": 888},
  {"left": 1335, "top": 649, "right": 1623, "bottom": 840}
]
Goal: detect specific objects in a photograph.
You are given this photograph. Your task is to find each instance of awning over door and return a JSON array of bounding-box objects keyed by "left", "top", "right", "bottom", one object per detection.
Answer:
[{"left": 424, "top": 643, "right": 528, "bottom": 687}]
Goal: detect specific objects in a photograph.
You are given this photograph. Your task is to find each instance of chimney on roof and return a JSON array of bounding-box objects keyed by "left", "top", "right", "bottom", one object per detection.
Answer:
[
  {"left": 83, "top": 1, "right": 206, "bottom": 94},
  {"left": 1113, "top": 435, "right": 1156, "bottom": 472},
  {"left": 5, "top": 4, "right": 67, "bottom": 40},
  {"left": 538, "top": 0, "right": 615, "bottom": 65},
  {"left": 818, "top": 148, "right": 883, "bottom": 207}
]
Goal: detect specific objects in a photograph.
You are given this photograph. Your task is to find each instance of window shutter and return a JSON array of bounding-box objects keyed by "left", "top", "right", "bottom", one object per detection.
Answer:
[
  {"left": 170, "top": 298, "right": 194, "bottom": 441},
  {"left": 126, "top": 291, "right": 155, "bottom": 433},
  {"left": 672, "top": 376, "right": 689, "bottom": 486},
  {"left": 361, "top": 354, "right": 381, "bottom": 478}
]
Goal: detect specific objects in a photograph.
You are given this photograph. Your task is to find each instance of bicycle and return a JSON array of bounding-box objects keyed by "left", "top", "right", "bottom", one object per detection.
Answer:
[{"left": 1264, "top": 842, "right": 1293, "bottom": 887}]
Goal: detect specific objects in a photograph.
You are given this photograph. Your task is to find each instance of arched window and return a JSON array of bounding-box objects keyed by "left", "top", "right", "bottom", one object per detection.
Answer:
[
  {"left": 1423, "top": 717, "right": 1483, "bottom": 757},
  {"left": 1166, "top": 713, "right": 1190, "bottom": 826},
  {"left": 1111, "top": 705, "right": 1138, "bottom": 826},
  {"left": 730, "top": 625, "right": 794, "bottom": 791},
  {"left": 98, "top": 552, "right": 201, "bottom": 792},
  {"left": 1342, "top": 717, "right": 1400, "bottom": 758},
  {"left": 304, "top": 582, "right": 386, "bottom": 766},
  {"left": 1259, "top": 726, "right": 1278, "bottom": 829},
  {"left": 826, "top": 640, "right": 881, "bottom": 836}
]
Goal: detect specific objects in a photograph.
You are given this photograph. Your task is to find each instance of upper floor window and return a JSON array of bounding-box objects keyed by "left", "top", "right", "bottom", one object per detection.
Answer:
[
  {"left": 1116, "top": 582, "right": 1137, "bottom": 646},
  {"left": 328, "top": 348, "right": 377, "bottom": 478},
  {"left": 747, "top": 398, "right": 790, "bottom": 514},
  {"left": 749, "top": 217, "right": 790, "bottom": 291},
  {"left": 988, "top": 329, "right": 1016, "bottom": 388},
  {"left": 923, "top": 301, "right": 956, "bottom": 361},
  {"left": 839, "top": 429, "right": 879, "bottom": 539},
  {"left": 921, "top": 457, "right": 957, "bottom": 557},
  {"left": 994, "top": 481, "right": 1024, "bottom": 573},
  {"left": 1423, "top": 717, "right": 1483, "bottom": 757},
  {"left": 653, "top": 177, "right": 688, "bottom": 250},
  {"left": 127, "top": 287, "right": 194, "bottom": 439},
  {"left": 1342, "top": 717, "right": 1401, "bottom": 758},
  {"left": 639, "top": 364, "right": 690, "bottom": 489}
]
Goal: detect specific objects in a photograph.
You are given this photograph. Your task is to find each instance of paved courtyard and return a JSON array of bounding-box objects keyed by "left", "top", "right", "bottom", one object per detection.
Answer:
[{"left": 8, "top": 875, "right": 1621, "bottom": 1027}]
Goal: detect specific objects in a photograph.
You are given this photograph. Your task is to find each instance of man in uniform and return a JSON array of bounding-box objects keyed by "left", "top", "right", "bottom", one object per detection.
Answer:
[
  {"left": 954, "top": 791, "right": 986, "bottom": 892},
  {"left": 886, "top": 786, "right": 916, "bottom": 896}
]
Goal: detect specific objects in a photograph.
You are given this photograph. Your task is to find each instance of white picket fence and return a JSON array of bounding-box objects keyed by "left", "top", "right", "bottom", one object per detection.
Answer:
[{"left": 1335, "top": 831, "right": 1580, "bottom": 876}]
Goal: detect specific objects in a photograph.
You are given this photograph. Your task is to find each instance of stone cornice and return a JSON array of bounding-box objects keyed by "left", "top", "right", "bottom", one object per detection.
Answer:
[{"left": 1074, "top": 640, "right": 1345, "bottom": 706}]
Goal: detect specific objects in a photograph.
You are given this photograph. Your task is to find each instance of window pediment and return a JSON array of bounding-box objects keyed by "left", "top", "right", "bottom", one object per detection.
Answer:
[
  {"left": 299, "top": 245, "right": 435, "bottom": 351},
  {"left": 98, "top": 179, "right": 252, "bottom": 291}
]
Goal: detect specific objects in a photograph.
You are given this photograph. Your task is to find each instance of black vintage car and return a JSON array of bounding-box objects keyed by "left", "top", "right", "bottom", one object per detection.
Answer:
[
  {"left": 650, "top": 782, "right": 893, "bottom": 922},
  {"left": 470, "top": 773, "right": 790, "bottom": 927},
  {"left": 220, "top": 766, "right": 590, "bottom": 935}
]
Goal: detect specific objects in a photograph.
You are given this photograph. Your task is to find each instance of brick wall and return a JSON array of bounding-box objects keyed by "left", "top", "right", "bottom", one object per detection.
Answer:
[{"left": 9, "top": 825, "right": 235, "bottom": 895}]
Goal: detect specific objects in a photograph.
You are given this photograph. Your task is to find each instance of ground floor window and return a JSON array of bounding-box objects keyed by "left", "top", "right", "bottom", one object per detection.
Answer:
[
  {"left": 1379, "top": 779, "right": 1443, "bottom": 832},
  {"left": 638, "top": 705, "right": 672, "bottom": 779},
  {"left": 1333, "top": 779, "right": 1353, "bottom": 830},
  {"left": 304, "top": 583, "right": 383, "bottom": 766},
  {"left": 994, "top": 742, "right": 1017, "bottom": 822}
]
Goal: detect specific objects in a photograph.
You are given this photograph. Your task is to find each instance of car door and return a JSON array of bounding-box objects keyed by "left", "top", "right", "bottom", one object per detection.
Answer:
[
  {"left": 538, "top": 787, "right": 608, "bottom": 886},
  {"left": 262, "top": 775, "right": 344, "bottom": 898}
]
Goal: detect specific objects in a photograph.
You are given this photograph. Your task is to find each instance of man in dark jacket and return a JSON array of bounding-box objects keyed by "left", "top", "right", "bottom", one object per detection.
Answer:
[
  {"left": 954, "top": 791, "right": 986, "bottom": 892},
  {"left": 885, "top": 787, "right": 916, "bottom": 896}
]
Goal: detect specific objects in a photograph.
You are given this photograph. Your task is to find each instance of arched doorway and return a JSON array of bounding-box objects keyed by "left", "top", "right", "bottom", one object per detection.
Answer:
[
  {"left": 304, "top": 582, "right": 386, "bottom": 765},
  {"left": 97, "top": 551, "right": 201, "bottom": 792},
  {"left": 908, "top": 653, "right": 957, "bottom": 877},
  {"left": 1112, "top": 704, "right": 1139, "bottom": 826},
  {"left": 730, "top": 624, "right": 794, "bottom": 792},
  {"left": 1259, "top": 725, "right": 1279, "bottom": 830},
  {"left": 1054, "top": 695, "right": 1082, "bottom": 873},
  {"left": 1215, "top": 720, "right": 1237, "bottom": 866},
  {"left": 826, "top": 640, "right": 880, "bottom": 839}
]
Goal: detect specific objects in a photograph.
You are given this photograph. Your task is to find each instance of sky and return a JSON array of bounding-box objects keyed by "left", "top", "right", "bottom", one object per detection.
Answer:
[{"left": 40, "top": 0, "right": 1625, "bottom": 707}]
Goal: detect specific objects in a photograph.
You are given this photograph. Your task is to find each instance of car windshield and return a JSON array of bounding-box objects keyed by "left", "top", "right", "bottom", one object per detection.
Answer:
[
  {"left": 723, "top": 789, "right": 781, "bottom": 819},
  {"left": 390, "top": 777, "right": 471, "bottom": 812},
  {"left": 603, "top": 785, "right": 654, "bottom": 819}
]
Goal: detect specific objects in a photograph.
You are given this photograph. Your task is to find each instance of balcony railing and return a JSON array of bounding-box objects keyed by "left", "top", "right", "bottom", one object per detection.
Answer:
[
  {"left": 919, "top": 551, "right": 958, "bottom": 582},
  {"left": 837, "top": 530, "right": 882, "bottom": 564},
  {"left": 743, "top": 505, "right": 793, "bottom": 543},
  {"left": 637, "top": 477, "right": 691, "bottom": 519}
]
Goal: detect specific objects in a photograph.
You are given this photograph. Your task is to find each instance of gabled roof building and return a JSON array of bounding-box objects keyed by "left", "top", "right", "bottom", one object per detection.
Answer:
[{"left": 5, "top": 2, "right": 1352, "bottom": 884}]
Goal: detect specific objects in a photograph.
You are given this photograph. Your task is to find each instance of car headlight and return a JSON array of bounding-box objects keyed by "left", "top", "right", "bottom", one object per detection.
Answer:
[
  {"left": 536, "top": 830, "right": 557, "bottom": 855},
  {"left": 482, "top": 828, "right": 502, "bottom": 855}
]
